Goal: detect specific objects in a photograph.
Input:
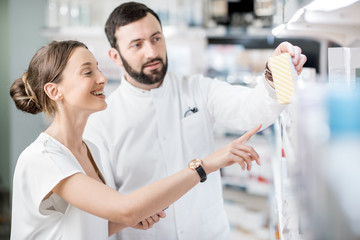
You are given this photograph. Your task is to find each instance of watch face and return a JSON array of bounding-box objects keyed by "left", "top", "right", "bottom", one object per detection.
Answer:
[{"left": 188, "top": 159, "right": 201, "bottom": 169}]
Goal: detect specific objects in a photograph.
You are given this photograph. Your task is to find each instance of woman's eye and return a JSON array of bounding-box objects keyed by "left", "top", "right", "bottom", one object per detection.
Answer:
[{"left": 85, "top": 71, "right": 92, "bottom": 75}]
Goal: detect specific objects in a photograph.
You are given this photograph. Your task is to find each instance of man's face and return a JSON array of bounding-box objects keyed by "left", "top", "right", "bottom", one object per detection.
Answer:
[
  {"left": 115, "top": 13, "right": 168, "bottom": 86},
  {"left": 118, "top": 50, "right": 167, "bottom": 85}
]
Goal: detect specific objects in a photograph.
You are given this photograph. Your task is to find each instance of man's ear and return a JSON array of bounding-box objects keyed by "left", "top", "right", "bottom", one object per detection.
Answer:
[
  {"left": 108, "top": 48, "right": 123, "bottom": 67},
  {"left": 44, "top": 83, "right": 62, "bottom": 101}
]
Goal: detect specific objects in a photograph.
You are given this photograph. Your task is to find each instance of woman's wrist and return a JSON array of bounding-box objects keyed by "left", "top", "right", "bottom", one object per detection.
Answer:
[
  {"left": 188, "top": 159, "right": 208, "bottom": 182},
  {"left": 200, "top": 159, "right": 213, "bottom": 175}
]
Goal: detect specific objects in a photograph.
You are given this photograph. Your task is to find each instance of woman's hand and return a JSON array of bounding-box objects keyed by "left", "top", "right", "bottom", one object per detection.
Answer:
[
  {"left": 202, "top": 124, "right": 262, "bottom": 173},
  {"left": 132, "top": 211, "right": 166, "bottom": 230}
]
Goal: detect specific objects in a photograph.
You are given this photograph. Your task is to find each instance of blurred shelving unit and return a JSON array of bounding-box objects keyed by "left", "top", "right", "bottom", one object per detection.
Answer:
[
  {"left": 269, "top": 0, "right": 360, "bottom": 239},
  {"left": 216, "top": 129, "right": 276, "bottom": 240},
  {"left": 270, "top": 111, "right": 304, "bottom": 240}
]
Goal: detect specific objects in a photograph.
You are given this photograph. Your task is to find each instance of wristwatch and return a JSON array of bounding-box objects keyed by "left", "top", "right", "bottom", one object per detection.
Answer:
[{"left": 188, "top": 159, "right": 207, "bottom": 183}]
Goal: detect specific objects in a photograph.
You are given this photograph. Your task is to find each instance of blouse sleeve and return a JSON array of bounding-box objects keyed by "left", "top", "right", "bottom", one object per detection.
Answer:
[{"left": 17, "top": 138, "right": 83, "bottom": 215}]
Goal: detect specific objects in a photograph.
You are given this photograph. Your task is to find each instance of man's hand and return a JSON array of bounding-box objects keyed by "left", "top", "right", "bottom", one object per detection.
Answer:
[
  {"left": 271, "top": 41, "right": 307, "bottom": 75},
  {"left": 132, "top": 211, "right": 166, "bottom": 230}
]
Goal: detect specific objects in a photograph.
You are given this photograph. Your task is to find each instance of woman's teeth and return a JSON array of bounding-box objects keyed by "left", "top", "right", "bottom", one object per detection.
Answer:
[{"left": 91, "top": 90, "right": 105, "bottom": 96}]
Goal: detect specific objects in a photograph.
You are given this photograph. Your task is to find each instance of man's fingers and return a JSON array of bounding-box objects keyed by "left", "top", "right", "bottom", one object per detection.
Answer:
[
  {"left": 145, "top": 218, "right": 154, "bottom": 228},
  {"left": 157, "top": 210, "right": 166, "bottom": 218},
  {"left": 140, "top": 220, "right": 148, "bottom": 228},
  {"left": 295, "top": 54, "right": 307, "bottom": 74},
  {"left": 151, "top": 214, "right": 160, "bottom": 223},
  {"left": 273, "top": 41, "right": 295, "bottom": 56}
]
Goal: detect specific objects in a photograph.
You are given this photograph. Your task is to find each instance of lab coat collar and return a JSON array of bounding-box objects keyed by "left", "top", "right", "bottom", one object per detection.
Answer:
[{"left": 121, "top": 75, "right": 168, "bottom": 97}]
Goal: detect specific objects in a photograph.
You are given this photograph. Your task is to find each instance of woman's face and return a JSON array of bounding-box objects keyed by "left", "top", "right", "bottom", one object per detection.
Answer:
[{"left": 59, "top": 47, "right": 108, "bottom": 114}]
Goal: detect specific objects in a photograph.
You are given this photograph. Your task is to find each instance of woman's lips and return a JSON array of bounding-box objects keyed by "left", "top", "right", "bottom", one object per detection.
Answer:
[{"left": 90, "top": 90, "right": 105, "bottom": 98}]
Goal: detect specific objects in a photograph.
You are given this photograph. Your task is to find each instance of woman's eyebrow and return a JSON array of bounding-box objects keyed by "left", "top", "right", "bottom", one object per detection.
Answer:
[{"left": 80, "top": 62, "right": 92, "bottom": 67}]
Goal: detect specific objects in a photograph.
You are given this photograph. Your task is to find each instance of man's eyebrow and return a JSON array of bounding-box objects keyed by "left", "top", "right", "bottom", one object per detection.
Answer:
[
  {"left": 128, "top": 31, "right": 162, "bottom": 45},
  {"left": 151, "top": 31, "right": 161, "bottom": 37},
  {"left": 129, "top": 38, "right": 142, "bottom": 45}
]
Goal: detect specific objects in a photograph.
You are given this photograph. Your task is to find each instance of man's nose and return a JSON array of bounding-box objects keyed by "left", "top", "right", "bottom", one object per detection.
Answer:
[{"left": 143, "top": 42, "right": 157, "bottom": 59}]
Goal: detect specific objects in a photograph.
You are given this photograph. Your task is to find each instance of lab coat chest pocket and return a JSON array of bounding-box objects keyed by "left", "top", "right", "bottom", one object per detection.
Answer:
[{"left": 181, "top": 111, "right": 208, "bottom": 159}]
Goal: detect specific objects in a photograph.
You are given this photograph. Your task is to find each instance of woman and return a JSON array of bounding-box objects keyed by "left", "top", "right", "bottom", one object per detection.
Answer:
[{"left": 9, "top": 40, "right": 262, "bottom": 239}]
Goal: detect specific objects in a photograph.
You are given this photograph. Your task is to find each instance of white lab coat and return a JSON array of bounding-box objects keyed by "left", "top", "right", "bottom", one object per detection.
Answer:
[{"left": 84, "top": 72, "right": 284, "bottom": 240}]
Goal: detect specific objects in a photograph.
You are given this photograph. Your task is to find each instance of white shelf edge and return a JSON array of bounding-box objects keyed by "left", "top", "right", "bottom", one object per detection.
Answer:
[{"left": 273, "top": 0, "right": 360, "bottom": 47}]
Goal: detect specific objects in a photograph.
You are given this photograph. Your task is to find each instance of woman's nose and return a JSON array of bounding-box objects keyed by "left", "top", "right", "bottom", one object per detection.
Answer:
[{"left": 97, "top": 72, "right": 107, "bottom": 85}]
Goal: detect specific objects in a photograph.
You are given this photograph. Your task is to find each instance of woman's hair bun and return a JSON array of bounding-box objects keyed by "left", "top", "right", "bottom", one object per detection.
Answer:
[
  {"left": 10, "top": 76, "right": 42, "bottom": 114},
  {"left": 10, "top": 40, "right": 88, "bottom": 118}
]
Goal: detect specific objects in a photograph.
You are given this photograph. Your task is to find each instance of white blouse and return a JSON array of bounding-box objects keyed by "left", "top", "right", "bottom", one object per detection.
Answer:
[{"left": 11, "top": 133, "right": 108, "bottom": 240}]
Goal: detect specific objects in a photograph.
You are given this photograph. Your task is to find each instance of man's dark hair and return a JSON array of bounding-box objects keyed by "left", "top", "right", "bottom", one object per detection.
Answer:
[{"left": 105, "top": 2, "right": 162, "bottom": 49}]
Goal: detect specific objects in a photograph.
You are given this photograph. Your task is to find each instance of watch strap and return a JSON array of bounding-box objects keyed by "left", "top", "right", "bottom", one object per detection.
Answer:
[{"left": 195, "top": 165, "right": 207, "bottom": 183}]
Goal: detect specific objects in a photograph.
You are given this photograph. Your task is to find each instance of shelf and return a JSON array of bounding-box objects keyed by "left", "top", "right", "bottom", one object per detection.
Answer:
[
  {"left": 42, "top": 25, "right": 206, "bottom": 39},
  {"left": 271, "top": 114, "right": 304, "bottom": 240},
  {"left": 42, "top": 26, "right": 105, "bottom": 39},
  {"left": 273, "top": 0, "right": 360, "bottom": 46}
]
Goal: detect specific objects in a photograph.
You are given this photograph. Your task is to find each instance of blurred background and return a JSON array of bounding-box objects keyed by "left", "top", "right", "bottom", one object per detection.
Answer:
[{"left": 1, "top": 0, "right": 360, "bottom": 239}]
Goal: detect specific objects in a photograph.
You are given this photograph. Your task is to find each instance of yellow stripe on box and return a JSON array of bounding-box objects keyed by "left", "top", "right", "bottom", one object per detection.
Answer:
[{"left": 269, "top": 53, "right": 297, "bottom": 104}]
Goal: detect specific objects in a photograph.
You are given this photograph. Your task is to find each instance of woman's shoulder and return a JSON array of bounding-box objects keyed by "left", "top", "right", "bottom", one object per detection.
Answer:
[
  {"left": 20, "top": 133, "right": 64, "bottom": 157},
  {"left": 18, "top": 133, "right": 51, "bottom": 159},
  {"left": 16, "top": 133, "right": 77, "bottom": 171}
]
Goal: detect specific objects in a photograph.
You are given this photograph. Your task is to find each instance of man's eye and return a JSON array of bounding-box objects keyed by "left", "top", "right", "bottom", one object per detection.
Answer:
[
  {"left": 85, "top": 71, "right": 92, "bottom": 75},
  {"left": 132, "top": 43, "right": 141, "bottom": 48}
]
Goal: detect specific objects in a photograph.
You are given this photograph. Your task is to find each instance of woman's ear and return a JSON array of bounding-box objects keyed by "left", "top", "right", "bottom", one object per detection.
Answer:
[
  {"left": 108, "top": 48, "right": 123, "bottom": 67},
  {"left": 44, "top": 83, "right": 62, "bottom": 101}
]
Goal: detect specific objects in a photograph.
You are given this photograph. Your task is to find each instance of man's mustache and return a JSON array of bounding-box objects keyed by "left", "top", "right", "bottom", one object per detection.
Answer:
[{"left": 142, "top": 58, "right": 164, "bottom": 68}]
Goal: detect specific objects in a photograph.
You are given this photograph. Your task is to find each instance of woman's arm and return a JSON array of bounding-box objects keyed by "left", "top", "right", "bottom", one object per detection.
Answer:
[
  {"left": 52, "top": 124, "right": 262, "bottom": 235},
  {"left": 53, "top": 165, "right": 199, "bottom": 228}
]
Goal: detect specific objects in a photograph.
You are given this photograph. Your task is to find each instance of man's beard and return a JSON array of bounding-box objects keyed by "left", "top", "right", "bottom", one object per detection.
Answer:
[{"left": 119, "top": 52, "right": 168, "bottom": 85}]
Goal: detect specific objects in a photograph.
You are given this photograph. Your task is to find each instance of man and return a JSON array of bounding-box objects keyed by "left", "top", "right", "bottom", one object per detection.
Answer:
[{"left": 84, "top": 2, "right": 307, "bottom": 239}]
